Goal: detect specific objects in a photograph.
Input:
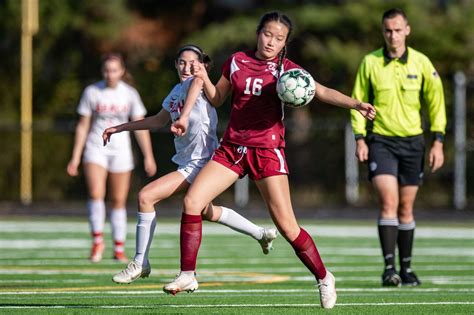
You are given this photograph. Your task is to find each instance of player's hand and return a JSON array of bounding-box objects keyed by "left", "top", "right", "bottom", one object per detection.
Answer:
[
  {"left": 191, "top": 61, "right": 208, "bottom": 81},
  {"left": 66, "top": 159, "right": 80, "bottom": 177},
  {"left": 355, "top": 139, "right": 369, "bottom": 162},
  {"left": 429, "top": 141, "right": 444, "bottom": 173},
  {"left": 102, "top": 126, "right": 120, "bottom": 146},
  {"left": 356, "top": 102, "right": 376, "bottom": 121},
  {"left": 144, "top": 156, "right": 157, "bottom": 177},
  {"left": 170, "top": 116, "right": 189, "bottom": 137}
]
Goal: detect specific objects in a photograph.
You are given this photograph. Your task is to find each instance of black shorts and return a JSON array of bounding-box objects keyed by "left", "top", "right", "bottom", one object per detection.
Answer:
[{"left": 366, "top": 133, "right": 425, "bottom": 186}]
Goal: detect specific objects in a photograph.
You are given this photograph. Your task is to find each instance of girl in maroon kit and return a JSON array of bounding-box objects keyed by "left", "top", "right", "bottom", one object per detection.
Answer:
[{"left": 164, "top": 11, "right": 375, "bottom": 309}]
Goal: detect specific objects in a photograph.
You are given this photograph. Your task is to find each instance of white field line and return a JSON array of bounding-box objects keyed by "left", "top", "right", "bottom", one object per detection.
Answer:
[
  {"left": 0, "top": 302, "right": 473, "bottom": 309},
  {"left": 0, "top": 288, "right": 473, "bottom": 295},
  {"left": 1, "top": 221, "right": 472, "bottom": 239}
]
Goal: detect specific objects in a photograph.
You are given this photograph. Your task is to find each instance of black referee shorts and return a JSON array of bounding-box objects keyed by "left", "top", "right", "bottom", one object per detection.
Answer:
[{"left": 366, "top": 133, "right": 425, "bottom": 186}]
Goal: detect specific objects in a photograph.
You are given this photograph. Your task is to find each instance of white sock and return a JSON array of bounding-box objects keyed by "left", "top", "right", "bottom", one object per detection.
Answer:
[
  {"left": 217, "top": 206, "right": 263, "bottom": 240},
  {"left": 88, "top": 199, "right": 105, "bottom": 243},
  {"left": 133, "top": 211, "right": 156, "bottom": 266},
  {"left": 111, "top": 208, "right": 127, "bottom": 249}
]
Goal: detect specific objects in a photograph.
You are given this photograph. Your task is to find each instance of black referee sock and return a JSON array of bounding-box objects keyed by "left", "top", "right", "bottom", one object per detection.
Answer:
[
  {"left": 398, "top": 221, "right": 416, "bottom": 273},
  {"left": 378, "top": 218, "right": 399, "bottom": 270}
]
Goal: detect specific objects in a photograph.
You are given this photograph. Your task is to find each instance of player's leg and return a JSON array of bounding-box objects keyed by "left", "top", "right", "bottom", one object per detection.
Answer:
[
  {"left": 108, "top": 171, "right": 131, "bottom": 262},
  {"left": 113, "top": 171, "right": 189, "bottom": 284},
  {"left": 84, "top": 162, "right": 108, "bottom": 262},
  {"left": 255, "top": 174, "right": 336, "bottom": 309},
  {"left": 202, "top": 203, "right": 278, "bottom": 255},
  {"left": 163, "top": 161, "right": 239, "bottom": 295}
]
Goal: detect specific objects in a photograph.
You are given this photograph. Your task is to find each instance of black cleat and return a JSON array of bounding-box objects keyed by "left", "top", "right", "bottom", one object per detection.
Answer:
[
  {"left": 382, "top": 268, "right": 401, "bottom": 287},
  {"left": 400, "top": 270, "right": 421, "bottom": 286}
]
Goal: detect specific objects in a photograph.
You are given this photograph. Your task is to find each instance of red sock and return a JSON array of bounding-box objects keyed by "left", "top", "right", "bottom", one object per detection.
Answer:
[
  {"left": 114, "top": 241, "right": 125, "bottom": 253},
  {"left": 290, "top": 228, "right": 327, "bottom": 280},
  {"left": 92, "top": 232, "right": 103, "bottom": 244},
  {"left": 180, "top": 213, "right": 202, "bottom": 271}
]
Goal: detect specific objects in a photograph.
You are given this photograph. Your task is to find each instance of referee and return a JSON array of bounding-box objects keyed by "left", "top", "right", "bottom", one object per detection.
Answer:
[{"left": 351, "top": 8, "right": 446, "bottom": 287}]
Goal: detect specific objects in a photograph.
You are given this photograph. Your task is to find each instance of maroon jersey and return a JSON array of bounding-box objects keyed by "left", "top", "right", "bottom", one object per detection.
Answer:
[{"left": 221, "top": 50, "right": 301, "bottom": 148}]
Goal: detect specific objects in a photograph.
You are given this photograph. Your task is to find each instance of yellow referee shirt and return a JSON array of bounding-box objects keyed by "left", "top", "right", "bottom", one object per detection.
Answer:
[{"left": 351, "top": 47, "right": 446, "bottom": 138}]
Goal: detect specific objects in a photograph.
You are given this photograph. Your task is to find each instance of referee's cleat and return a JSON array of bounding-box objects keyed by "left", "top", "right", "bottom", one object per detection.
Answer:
[
  {"left": 163, "top": 272, "right": 198, "bottom": 296},
  {"left": 400, "top": 270, "right": 421, "bottom": 286},
  {"left": 258, "top": 227, "right": 278, "bottom": 255},
  {"left": 112, "top": 260, "right": 151, "bottom": 284},
  {"left": 382, "top": 268, "right": 402, "bottom": 287}
]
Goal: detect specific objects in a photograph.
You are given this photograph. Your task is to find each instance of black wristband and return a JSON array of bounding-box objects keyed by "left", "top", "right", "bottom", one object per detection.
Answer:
[
  {"left": 433, "top": 132, "right": 444, "bottom": 143},
  {"left": 354, "top": 134, "right": 365, "bottom": 141}
]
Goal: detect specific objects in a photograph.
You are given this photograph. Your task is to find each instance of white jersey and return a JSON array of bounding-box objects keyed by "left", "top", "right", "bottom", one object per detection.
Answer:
[
  {"left": 77, "top": 80, "right": 147, "bottom": 153},
  {"left": 162, "top": 78, "right": 219, "bottom": 167}
]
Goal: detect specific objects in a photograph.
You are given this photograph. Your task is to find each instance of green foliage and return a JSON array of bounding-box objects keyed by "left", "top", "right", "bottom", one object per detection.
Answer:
[{"left": 0, "top": 0, "right": 472, "bottom": 206}]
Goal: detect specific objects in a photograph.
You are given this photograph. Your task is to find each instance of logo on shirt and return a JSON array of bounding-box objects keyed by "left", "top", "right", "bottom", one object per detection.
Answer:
[
  {"left": 241, "top": 59, "right": 251, "bottom": 63},
  {"left": 266, "top": 62, "right": 279, "bottom": 78}
]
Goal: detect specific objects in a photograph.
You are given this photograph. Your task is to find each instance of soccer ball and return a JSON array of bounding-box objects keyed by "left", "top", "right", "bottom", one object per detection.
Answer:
[{"left": 276, "top": 69, "right": 316, "bottom": 108}]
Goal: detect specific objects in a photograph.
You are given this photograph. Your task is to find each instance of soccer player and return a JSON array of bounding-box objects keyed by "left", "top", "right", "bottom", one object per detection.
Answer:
[
  {"left": 351, "top": 8, "right": 446, "bottom": 286},
  {"left": 163, "top": 11, "right": 375, "bottom": 309},
  {"left": 103, "top": 45, "right": 278, "bottom": 284},
  {"left": 67, "top": 53, "right": 157, "bottom": 263}
]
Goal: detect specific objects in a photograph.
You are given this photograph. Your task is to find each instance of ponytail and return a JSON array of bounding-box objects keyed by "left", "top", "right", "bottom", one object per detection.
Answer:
[{"left": 277, "top": 46, "right": 287, "bottom": 77}]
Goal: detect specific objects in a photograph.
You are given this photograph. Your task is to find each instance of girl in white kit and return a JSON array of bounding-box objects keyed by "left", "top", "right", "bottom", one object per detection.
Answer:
[
  {"left": 67, "top": 53, "right": 157, "bottom": 263},
  {"left": 103, "top": 45, "right": 278, "bottom": 284}
]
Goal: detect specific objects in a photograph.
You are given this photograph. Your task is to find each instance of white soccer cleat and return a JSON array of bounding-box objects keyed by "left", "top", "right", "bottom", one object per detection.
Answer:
[
  {"left": 112, "top": 260, "right": 151, "bottom": 284},
  {"left": 163, "top": 272, "right": 198, "bottom": 296},
  {"left": 258, "top": 227, "right": 278, "bottom": 254},
  {"left": 318, "top": 270, "right": 337, "bottom": 309}
]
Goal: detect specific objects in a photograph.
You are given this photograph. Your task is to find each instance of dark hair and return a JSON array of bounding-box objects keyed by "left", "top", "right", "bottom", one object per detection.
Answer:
[
  {"left": 382, "top": 8, "right": 408, "bottom": 23},
  {"left": 256, "top": 11, "right": 293, "bottom": 76},
  {"left": 176, "top": 44, "right": 213, "bottom": 70},
  {"left": 101, "top": 52, "right": 135, "bottom": 86}
]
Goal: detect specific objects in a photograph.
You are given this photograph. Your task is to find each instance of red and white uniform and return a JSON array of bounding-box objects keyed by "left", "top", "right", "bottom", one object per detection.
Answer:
[
  {"left": 77, "top": 80, "right": 147, "bottom": 172},
  {"left": 213, "top": 51, "right": 302, "bottom": 180},
  {"left": 221, "top": 50, "right": 301, "bottom": 148}
]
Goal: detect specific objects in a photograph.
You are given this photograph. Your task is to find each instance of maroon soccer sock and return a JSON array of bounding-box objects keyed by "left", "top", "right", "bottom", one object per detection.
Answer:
[
  {"left": 180, "top": 213, "right": 202, "bottom": 271},
  {"left": 290, "top": 228, "right": 327, "bottom": 280}
]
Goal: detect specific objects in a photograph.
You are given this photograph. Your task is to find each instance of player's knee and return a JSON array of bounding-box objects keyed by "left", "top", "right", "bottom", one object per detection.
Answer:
[
  {"left": 183, "top": 194, "right": 204, "bottom": 215},
  {"left": 138, "top": 188, "right": 158, "bottom": 209}
]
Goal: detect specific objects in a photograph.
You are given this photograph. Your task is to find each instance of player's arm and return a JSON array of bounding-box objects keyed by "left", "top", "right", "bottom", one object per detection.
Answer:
[
  {"left": 191, "top": 62, "right": 231, "bottom": 107},
  {"left": 132, "top": 115, "right": 157, "bottom": 177},
  {"left": 171, "top": 77, "right": 203, "bottom": 137},
  {"left": 423, "top": 58, "right": 446, "bottom": 172},
  {"left": 314, "top": 83, "right": 376, "bottom": 120},
  {"left": 102, "top": 110, "right": 170, "bottom": 145},
  {"left": 67, "top": 115, "right": 91, "bottom": 176}
]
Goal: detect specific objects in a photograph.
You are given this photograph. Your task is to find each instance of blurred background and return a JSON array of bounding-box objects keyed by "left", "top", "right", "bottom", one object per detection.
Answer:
[{"left": 0, "top": 0, "right": 473, "bottom": 214}]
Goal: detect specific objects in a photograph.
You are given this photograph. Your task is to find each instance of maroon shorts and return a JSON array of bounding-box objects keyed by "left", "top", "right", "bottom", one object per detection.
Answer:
[{"left": 211, "top": 142, "right": 289, "bottom": 180}]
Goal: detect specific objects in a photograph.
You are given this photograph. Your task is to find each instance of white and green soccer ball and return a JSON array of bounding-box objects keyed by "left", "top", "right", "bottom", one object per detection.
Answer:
[{"left": 276, "top": 69, "right": 316, "bottom": 108}]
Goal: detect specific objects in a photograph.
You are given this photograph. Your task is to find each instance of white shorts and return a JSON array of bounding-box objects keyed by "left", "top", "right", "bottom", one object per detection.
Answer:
[
  {"left": 83, "top": 146, "right": 134, "bottom": 173},
  {"left": 177, "top": 161, "right": 206, "bottom": 184}
]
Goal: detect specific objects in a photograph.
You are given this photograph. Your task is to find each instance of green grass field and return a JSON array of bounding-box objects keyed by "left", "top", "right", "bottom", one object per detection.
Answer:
[{"left": 0, "top": 218, "right": 472, "bottom": 314}]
